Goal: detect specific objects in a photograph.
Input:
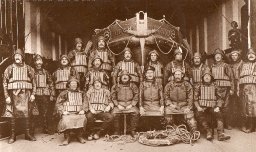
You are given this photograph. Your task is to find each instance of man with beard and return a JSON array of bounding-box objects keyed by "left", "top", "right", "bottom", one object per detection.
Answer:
[
  {"left": 68, "top": 38, "right": 88, "bottom": 89},
  {"left": 238, "top": 48, "right": 256, "bottom": 133},
  {"left": 229, "top": 49, "right": 243, "bottom": 129},
  {"left": 139, "top": 66, "right": 164, "bottom": 131},
  {"left": 33, "top": 54, "right": 55, "bottom": 134},
  {"left": 88, "top": 36, "right": 115, "bottom": 77},
  {"left": 56, "top": 76, "right": 87, "bottom": 145},
  {"left": 164, "top": 47, "right": 191, "bottom": 85},
  {"left": 2, "top": 49, "right": 36, "bottom": 144},
  {"left": 86, "top": 79, "right": 114, "bottom": 140},
  {"left": 145, "top": 50, "right": 164, "bottom": 86},
  {"left": 85, "top": 55, "right": 109, "bottom": 90},
  {"left": 111, "top": 70, "right": 139, "bottom": 137},
  {"left": 113, "top": 47, "right": 143, "bottom": 86},
  {"left": 52, "top": 55, "right": 79, "bottom": 96},
  {"left": 164, "top": 68, "right": 197, "bottom": 132},
  {"left": 191, "top": 52, "right": 207, "bottom": 88},
  {"left": 194, "top": 67, "right": 231, "bottom": 141},
  {"left": 211, "top": 49, "right": 234, "bottom": 130}
]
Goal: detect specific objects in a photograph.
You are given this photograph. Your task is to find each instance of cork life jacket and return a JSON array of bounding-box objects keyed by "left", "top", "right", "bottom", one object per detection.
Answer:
[
  {"left": 55, "top": 67, "right": 71, "bottom": 89},
  {"left": 8, "top": 64, "right": 32, "bottom": 90},
  {"left": 88, "top": 88, "right": 109, "bottom": 111},
  {"left": 239, "top": 62, "right": 256, "bottom": 84},
  {"left": 95, "top": 49, "right": 113, "bottom": 71},
  {"left": 199, "top": 84, "right": 217, "bottom": 107},
  {"left": 211, "top": 64, "right": 231, "bottom": 86},
  {"left": 63, "top": 91, "right": 83, "bottom": 112},
  {"left": 148, "top": 61, "right": 163, "bottom": 78},
  {"left": 71, "top": 51, "right": 87, "bottom": 73},
  {"left": 118, "top": 60, "right": 139, "bottom": 82},
  {"left": 192, "top": 64, "right": 203, "bottom": 84},
  {"left": 35, "top": 69, "right": 50, "bottom": 96}
]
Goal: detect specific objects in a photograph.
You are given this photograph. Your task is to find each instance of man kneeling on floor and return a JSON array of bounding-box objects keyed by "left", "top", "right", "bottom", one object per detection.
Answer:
[
  {"left": 56, "top": 76, "right": 87, "bottom": 145},
  {"left": 86, "top": 79, "right": 114, "bottom": 140}
]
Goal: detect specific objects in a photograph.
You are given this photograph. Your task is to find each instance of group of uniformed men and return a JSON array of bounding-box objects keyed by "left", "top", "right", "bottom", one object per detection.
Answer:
[{"left": 3, "top": 35, "right": 256, "bottom": 145}]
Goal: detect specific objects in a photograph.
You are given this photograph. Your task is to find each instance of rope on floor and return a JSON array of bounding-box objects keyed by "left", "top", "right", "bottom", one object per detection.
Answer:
[{"left": 104, "top": 124, "right": 200, "bottom": 146}]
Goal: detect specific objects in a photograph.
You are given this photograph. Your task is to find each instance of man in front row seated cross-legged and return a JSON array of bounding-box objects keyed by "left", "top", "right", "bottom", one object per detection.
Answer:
[
  {"left": 56, "top": 76, "right": 87, "bottom": 146},
  {"left": 164, "top": 68, "right": 197, "bottom": 132}
]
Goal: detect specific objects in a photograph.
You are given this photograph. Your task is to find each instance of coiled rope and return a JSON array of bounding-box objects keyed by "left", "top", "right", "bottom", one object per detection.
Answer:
[{"left": 104, "top": 124, "right": 200, "bottom": 146}]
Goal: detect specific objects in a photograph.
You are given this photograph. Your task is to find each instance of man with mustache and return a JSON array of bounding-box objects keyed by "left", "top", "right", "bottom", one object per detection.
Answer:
[
  {"left": 164, "top": 47, "right": 191, "bottom": 85},
  {"left": 86, "top": 79, "right": 113, "bottom": 140},
  {"left": 3, "top": 49, "right": 36, "bottom": 143},
  {"left": 113, "top": 47, "right": 143, "bottom": 86},
  {"left": 238, "top": 48, "right": 256, "bottom": 133},
  {"left": 68, "top": 38, "right": 89, "bottom": 89},
  {"left": 145, "top": 50, "right": 164, "bottom": 86},
  {"left": 85, "top": 55, "right": 109, "bottom": 90},
  {"left": 164, "top": 68, "right": 197, "bottom": 132},
  {"left": 139, "top": 66, "right": 164, "bottom": 131},
  {"left": 211, "top": 48, "right": 234, "bottom": 130},
  {"left": 33, "top": 54, "right": 55, "bottom": 134},
  {"left": 88, "top": 36, "right": 115, "bottom": 78},
  {"left": 111, "top": 70, "right": 139, "bottom": 137},
  {"left": 52, "top": 55, "right": 79, "bottom": 96},
  {"left": 191, "top": 52, "right": 207, "bottom": 87}
]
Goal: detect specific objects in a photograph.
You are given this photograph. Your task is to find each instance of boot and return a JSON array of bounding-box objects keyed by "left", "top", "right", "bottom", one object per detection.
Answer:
[
  {"left": 8, "top": 118, "right": 16, "bottom": 144},
  {"left": 25, "top": 118, "right": 36, "bottom": 141},
  {"left": 206, "top": 129, "right": 213, "bottom": 141},
  {"left": 201, "top": 121, "right": 212, "bottom": 140},
  {"left": 245, "top": 118, "right": 254, "bottom": 133},
  {"left": 62, "top": 131, "right": 70, "bottom": 145},
  {"left": 87, "top": 134, "right": 93, "bottom": 141},
  {"left": 216, "top": 119, "right": 230, "bottom": 141},
  {"left": 76, "top": 129, "right": 86, "bottom": 144},
  {"left": 241, "top": 117, "right": 249, "bottom": 133},
  {"left": 93, "top": 130, "right": 101, "bottom": 140},
  {"left": 217, "top": 131, "right": 231, "bottom": 141}
]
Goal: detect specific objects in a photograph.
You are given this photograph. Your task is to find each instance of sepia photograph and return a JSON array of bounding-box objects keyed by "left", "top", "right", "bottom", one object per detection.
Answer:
[{"left": 0, "top": 0, "right": 255, "bottom": 152}]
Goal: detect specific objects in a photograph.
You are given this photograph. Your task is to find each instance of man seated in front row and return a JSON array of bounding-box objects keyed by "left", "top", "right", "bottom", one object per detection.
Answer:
[
  {"left": 86, "top": 79, "right": 114, "bottom": 140},
  {"left": 111, "top": 70, "right": 139, "bottom": 137},
  {"left": 164, "top": 68, "right": 197, "bottom": 132},
  {"left": 139, "top": 66, "right": 164, "bottom": 131},
  {"left": 56, "top": 76, "right": 87, "bottom": 145}
]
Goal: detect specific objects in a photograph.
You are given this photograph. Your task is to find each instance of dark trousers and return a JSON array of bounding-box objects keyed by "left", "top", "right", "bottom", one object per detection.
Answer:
[
  {"left": 196, "top": 108, "right": 224, "bottom": 132},
  {"left": 113, "top": 112, "right": 139, "bottom": 132},
  {"left": 35, "top": 95, "right": 50, "bottom": 131},
  {"left": 139, "top": 116, "right": 164, "bottom": 131},
  {"left": 86, "top": 112, "right": 114, "bottom": 133}
]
